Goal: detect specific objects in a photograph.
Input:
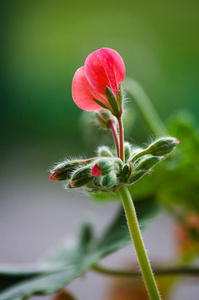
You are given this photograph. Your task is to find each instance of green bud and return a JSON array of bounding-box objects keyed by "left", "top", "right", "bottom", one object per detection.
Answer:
[
  {"left": 120, "top": 163, "right": 132, "bottom": 183},
  {"left": 92, "top": 158, "right": 114, "bottom": 176},
  {"left": 102, "top": 172, "right": 117, "bottom": 187},
  {"left": 50, "top": 159, "right": 93, "bottom": 181},
  {"left": 68, "top": 176, "right": 92, "bottom": 188},
  {"left": 114, "top": 158, "right": 124, "bottom": 171},
  {"left": 124, "top": 142, "right": 131, "bottom": 162},
  {"left": 128, "top": 170, "right": 147, "bottom": 184},
  {"left": 71, "top": 165, "right": 92, "bottom": 181},
  {"left": 93, "top": 176, "right": 102, "bottom": 187},
  {"left": 105, "top": 86, "right": 120, "bottom": 116},
  {"left": 136, "top": 156, "right": 161, "bottom": 171},
  {"left": 98, "top": 146, "right": 113, "bottom": 157},
  {"left": 146, "top": 137, "right": 179, "bottom": 156},
  {"left": 95, "top": 109, "right": 115, "bottom": 129}
]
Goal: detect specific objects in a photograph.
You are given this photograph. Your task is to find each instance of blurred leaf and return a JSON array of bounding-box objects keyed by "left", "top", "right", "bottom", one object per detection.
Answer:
[
  {"left": 0, "top": 198, "right": 159, "bottom": 300},
  {"left": 126, "top": 111, "right": 199, "bottom": 215}
]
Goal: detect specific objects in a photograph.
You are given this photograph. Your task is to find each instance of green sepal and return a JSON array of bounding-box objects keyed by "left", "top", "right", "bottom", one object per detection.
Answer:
[
  {"left": 102, "top": 172, "right": 117, "bottom": 188},
  {"left": 118, "top": 84, "right": 123, "bottom": 109},
  {"left": 68, "top": 176, "right": 92, "bottom": 188},
  {"left": 124, "top": 142, "right": 132, "bottom": 162},
  {"left": 105, "top": 86, "right": 120, "bottom": 116},
  {"left": 93, "top": 176, "right": 102, "bottom": 187},
  {"left": 128, "top": 170, "right": 147, "bottom": 184},
  {"left": 71, "top": 165, "right": 92, "bottom": 181},
  {"left": 120, "top": 163, "right": 131, "bottom": 183},
  {"left": 136, "top": 156, "right": 161, "bottom": 171},
  {"left": 92, "top": 98, "right": 110, "bottom": 110}
]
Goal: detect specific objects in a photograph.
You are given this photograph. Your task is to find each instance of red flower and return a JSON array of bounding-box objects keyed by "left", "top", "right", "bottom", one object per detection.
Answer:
[{"left": 72, "top": 48, "right": 125, "bottom": 111}]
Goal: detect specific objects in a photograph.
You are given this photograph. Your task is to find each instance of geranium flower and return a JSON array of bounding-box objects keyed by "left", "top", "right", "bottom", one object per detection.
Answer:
[{"left": 72, "top": 48, "right": 125, "bottom": 112}]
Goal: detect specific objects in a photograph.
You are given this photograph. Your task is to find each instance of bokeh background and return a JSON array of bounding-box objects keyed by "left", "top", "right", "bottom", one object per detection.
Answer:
[{"left": 1, "top": 0, "right": 199, "bottom": 299}]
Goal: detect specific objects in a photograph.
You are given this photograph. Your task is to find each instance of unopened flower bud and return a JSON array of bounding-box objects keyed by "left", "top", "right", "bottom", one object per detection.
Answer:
[
  {"left": 95, "top": 109, "right": 116, "bottom": 129},
  {"left": 68, "top": 165, "right": 93, "bottom": 188},
  {"left": 102, "top": 172, "right": 117, "bottom": 187},
  {"left": 120, "top": 163, "right": 132, "bottom": 183},
  {"left": 98, "top": 146, "right": 113, "bottom": 157},
  {"left": 136, "top": 156, "right": 161, "bottom": 171},
  {"left": 146, "top": 137, "right": 179, "bottom": 156},
  {"left": 91, "top": 158, "right": 114, "bottom": 177},
  {"left": 71, "top": 165, "right": 92, "bottom": 181},
  {"left": 69, "top": 176, "right": 92, "bottom": 188},
  {"left": 93, "top": 176, "right": 102, "bottom": 187},
  {"left": 49, "top": 159, "right": 92, "bottom": 181},
  {"left": 124, "top": 142, "right": 131, "bottom": 162},
  {"left": 128, "top": 170, "right": 147, "bottom": 184}
]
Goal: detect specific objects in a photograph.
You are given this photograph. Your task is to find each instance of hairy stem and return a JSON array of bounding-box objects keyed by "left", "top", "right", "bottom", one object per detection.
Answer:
[
  {"left": 118, "top": 185, "right": 161, "bottom": 300},
  {"left": 117, "top": 115, "right": 125, "bottom": 161},
  {"left": 108, "top": 120, "right": 120, "bottom": 157}
]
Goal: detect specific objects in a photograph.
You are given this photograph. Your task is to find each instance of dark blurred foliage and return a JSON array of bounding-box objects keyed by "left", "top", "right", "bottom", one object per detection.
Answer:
[
  {"left": 53, "top": 290, "right": 77, "bottom": 300},
  {"left": 1, "top": 0, "right": 199, "bottom": 165}
]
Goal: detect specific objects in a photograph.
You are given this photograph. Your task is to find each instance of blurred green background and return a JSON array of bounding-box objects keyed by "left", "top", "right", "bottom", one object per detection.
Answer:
[{"left": 1, "top": 0, "right": 199, "bottom": 167}]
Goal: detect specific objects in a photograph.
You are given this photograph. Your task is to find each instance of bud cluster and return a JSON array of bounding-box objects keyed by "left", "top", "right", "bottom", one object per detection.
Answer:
[{"left": 49, "top": 137, "right": 179, "bottom": 193}]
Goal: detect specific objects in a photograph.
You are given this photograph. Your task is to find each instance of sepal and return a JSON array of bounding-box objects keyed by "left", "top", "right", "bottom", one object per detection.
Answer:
[{"left": 105, "top": 86, "right": 120, "bottom": 116}]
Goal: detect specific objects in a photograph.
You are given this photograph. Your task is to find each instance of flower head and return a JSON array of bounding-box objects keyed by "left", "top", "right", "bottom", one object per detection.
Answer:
[{"left": 72, "top": 48, "right": 125, "bottom": 113}]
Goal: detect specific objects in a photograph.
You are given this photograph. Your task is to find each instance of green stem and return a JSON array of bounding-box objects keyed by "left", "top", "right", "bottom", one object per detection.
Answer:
[
  {"left": 117, "top": 115, "right": 125, "bottom": 161},
  {"left": 92, "top": 264, "right": 199, "bottom": 277},
  {"left": 118, "top": 185, "right": 161, "bottom": 300},
  {"left": 125, "top": 78, "right": 167, "bottom": 137}
]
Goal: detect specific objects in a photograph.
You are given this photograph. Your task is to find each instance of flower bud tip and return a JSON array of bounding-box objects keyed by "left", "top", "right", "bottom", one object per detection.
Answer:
[
  {"left": 49, "top": 171, "right": 60, "bottom": 180},
  {"left": 70, "top": 180, "right": 78, "bottom": 187},
  {"left": 174, "top": 139, "right": 180, "bottom": 144},
  {"left": 91, "top": 164, "right": 102, "bottom": 177}
]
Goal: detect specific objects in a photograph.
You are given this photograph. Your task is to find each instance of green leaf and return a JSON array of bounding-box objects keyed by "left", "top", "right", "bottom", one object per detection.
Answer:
[{"left": 0, "top": 198, "right": 159, "bottom": 300}]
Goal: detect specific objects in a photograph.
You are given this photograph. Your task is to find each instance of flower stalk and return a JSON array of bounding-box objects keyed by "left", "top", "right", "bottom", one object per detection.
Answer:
[
  {"left": 107, "top": 120, "right": 120, "bottom": 157},
  {"left": 117, "top": 115, "right": 125, "bottom": 161},
  {"left": 113, "top": 107, "right": 161, "bottom": 299},
  {"left": 118, "top": 185, "right": 161, "bottom": 300}
]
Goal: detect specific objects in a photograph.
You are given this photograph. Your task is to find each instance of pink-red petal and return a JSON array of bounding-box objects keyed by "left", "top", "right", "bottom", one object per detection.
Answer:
[
  {"left": 72, "top": 67, "right": 109, "bottom": 111},
  {"left": 91, "top": 164, "right": 102, "bottom": 177},
  {"left": 85, "top": 48, "right": 125, "bottom": 97}
]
